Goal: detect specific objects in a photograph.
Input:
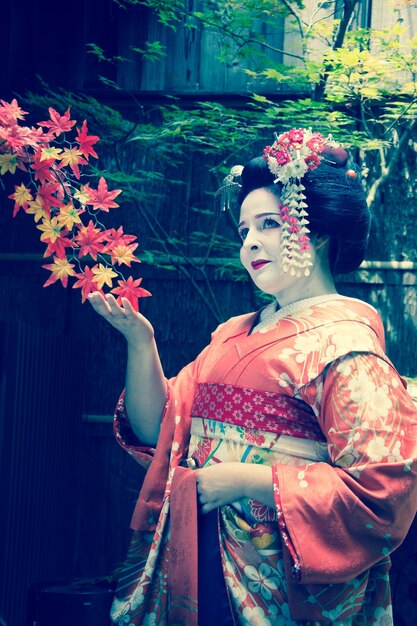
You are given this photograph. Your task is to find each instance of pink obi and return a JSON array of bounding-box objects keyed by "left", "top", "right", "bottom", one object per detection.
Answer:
[{"left": 191, "top": 382, "right": 325, "bottom": 442}]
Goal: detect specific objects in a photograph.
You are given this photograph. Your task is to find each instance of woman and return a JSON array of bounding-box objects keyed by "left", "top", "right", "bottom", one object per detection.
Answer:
[{"left": 88, "top": 128, "right": 417, "bottom": 626}]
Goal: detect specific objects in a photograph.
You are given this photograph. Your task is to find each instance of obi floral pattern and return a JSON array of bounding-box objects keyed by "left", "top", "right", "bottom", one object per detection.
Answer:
[{"left": 191, "top": 382, "right": 326, "bottom": 441}]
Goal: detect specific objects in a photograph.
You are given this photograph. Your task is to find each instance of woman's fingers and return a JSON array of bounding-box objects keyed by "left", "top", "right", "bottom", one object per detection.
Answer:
[
  {"left": 104, "top": 293, "right": 128, "bottom": 318},
  {"left": 87, "top": 291, "right": 112, "bottom": 315},
  {"left": 88, "top": 292, "right": 128, "bottom": 324}
]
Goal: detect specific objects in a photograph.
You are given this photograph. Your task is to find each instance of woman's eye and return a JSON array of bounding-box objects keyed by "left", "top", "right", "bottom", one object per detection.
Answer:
[
  {"left": 238, "top": 228, "right": 248, "bottom": 241},
  {"left": 263, "top": 217, "right": 279, "bottom": 230}
]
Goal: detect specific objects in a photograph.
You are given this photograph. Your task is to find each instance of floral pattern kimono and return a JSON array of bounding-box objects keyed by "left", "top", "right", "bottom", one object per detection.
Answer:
[{"left": 110, "top": 296, "right": 417, "bottom": 626}]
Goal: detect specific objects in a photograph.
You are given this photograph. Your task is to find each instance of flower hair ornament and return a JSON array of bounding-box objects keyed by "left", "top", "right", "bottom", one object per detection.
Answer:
[
  {"left": 218, "top": 127, "right": 350, "bottom": 278},
  {"left": 263, "top": 127, "right": 350, "bottom": 277}
]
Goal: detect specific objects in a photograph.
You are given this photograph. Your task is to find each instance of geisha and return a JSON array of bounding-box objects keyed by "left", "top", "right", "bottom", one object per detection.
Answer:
[{"left": 88, "top": 127, "right": 417, "bottom": 626}]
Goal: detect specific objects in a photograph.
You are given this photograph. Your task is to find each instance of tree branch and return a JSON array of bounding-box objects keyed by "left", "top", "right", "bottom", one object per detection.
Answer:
[
  {"left": 314, "top": 0, "right": 361, "bottom": 101},
  {"left": 366, "top": 124, "right": 414, "bottom": 209}
]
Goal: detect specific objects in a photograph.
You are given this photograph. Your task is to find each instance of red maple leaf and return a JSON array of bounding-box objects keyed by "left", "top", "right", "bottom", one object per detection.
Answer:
[
  {"left": 75, "top": 120, "right": 100, "bottom": 159},
  {"left": 31, "top": 149, "right": 57, "bottom": 184},
  {"left": 38, "top": 107, "right": 76, "bottom": 136},
  {"left": 73, "top": 220, "right": 107, "bottom": 259},
  {"left": 37, "top": 182, "right": 64, "bottom": 218},
  {"left": 43, "top": 231, "right": 75, "bottom": 259},
  {"left": 73, "top": 266, "right": 103, "bottom": 303},
  {"left": 101, "top": 226, "right": 137, "bottom": 250},
  {"left": 84, "top": 177, "right": 122, "bottom": 212},
  {"left": 111, "top": 276, "right": 151, "bottom": 312}
]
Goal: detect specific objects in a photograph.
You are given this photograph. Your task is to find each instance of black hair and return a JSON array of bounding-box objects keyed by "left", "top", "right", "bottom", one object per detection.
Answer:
[{"left": 238, "top": 156, "right": 371, "bottom": 274}]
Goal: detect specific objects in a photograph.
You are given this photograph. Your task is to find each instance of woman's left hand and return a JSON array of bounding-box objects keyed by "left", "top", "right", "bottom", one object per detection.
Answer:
[
  {"left": 196, "top": 462, "right": 248, "bottom": 514},
  {"left": 196, "top": 462, "right": 275, "bottom": 514}
]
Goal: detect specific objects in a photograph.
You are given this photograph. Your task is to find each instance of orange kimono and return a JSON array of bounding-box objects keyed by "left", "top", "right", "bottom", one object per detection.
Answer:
[{"left": 110, "top": 296, "right": 417, "bottom": 626}]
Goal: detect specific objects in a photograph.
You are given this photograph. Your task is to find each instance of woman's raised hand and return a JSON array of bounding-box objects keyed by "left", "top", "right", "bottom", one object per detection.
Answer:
[{"left": 87, "top": 292, "right": 154, "bottom": 350}]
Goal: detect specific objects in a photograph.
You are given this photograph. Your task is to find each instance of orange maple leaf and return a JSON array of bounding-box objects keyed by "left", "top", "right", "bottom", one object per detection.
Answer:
[
  {"left": 91, "top": 263, "right": 118, "bottom": 289},
  {"left": 57, "top": 147, "right": 88, "bottom": 179},
  {"left": 84, "top": 177, "right": 122, "bottom": 212},
  {"left": 38, "top": 107, "right": 76, "bottom": 136},
  {"left": 56, "top": 204, "right": 85, "bottom": 229},
  {"left": 8, "top": 183, "right": 33, "bottom": 216},
  {"left": 36, "top": 216, "right": 64, "bottom": 243},
  {"left": 25, "top": 196, "right": 49, "bottom": 222},
  {"left": 111, "top": 276, "right": 151, "bottom": 312},
  {"left": 107, "top": 243, "right": 139, "bottom": 267},
  {"left": 42, "top": 256, "right": 76, "bottom": 287}
]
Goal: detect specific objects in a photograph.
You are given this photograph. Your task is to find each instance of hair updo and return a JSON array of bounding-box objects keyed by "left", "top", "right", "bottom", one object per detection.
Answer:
[{"left": 237, "top": 156, "right": 371, "bottom": 274}]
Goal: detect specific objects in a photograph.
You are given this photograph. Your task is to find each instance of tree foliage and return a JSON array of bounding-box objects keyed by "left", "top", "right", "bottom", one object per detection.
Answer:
[{"left": 24, "top": 0, "right": 417, "bottom": 321}]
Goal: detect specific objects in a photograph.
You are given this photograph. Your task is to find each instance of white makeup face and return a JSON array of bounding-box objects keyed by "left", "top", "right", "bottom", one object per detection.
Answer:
[{"left": 239, "top": 187, "right": 316, "bottom": 303}]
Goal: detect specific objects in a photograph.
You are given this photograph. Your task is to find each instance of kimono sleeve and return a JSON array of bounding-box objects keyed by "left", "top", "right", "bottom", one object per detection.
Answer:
[
  {"left": 113, "top": 386, "right": 167, "bottom": 469},
  {"left": 274, "top": 352, "right": 417, "bottom": 585}
]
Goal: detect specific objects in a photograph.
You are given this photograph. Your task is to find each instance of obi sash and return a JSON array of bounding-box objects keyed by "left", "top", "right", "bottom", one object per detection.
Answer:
[{"left": 168, "top": 383, "right": 325, "bottom": 626}]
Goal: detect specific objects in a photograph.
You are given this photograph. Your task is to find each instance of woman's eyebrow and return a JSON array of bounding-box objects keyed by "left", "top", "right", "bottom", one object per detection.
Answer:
[{"left": 238, "top": 212, "right": 281, "bottom": 227}]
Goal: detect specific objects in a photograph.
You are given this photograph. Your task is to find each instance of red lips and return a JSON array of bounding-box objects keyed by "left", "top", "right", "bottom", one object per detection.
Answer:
[{"left": 251, "top": 259, "right": 271, "bottom": 270}]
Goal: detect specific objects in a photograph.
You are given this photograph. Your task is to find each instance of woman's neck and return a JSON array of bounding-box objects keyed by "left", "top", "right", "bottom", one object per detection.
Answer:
[{"left": 274, "top": 264, "right": 337, "bottom": 309}]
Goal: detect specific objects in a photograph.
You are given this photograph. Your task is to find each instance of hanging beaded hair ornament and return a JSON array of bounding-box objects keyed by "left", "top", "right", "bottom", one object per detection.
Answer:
[
  {"left": 263, "top": 127, "right": 349, "bottom": 277},
  {"left": 217, "top": 127, "right": 351, "bottom": 278}
]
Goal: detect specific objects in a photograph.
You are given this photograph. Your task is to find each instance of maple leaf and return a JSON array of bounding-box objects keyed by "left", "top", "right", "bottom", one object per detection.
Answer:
[
  {"left": 75, "top": 120, "right": 100, "bottom": 159},
  {"left": 73, "top": 220, "right": 107, "bottom": 259},
  {"left": 57, "top": 147, "right": 87, "bottom": 179},
  {"left": 40, "top": 147, "right": 63, "bottom": 161},
  {"left": 37, "top": 181, "right": 64, "bottom": 217},
  {"left": 8, "top": 183, "right": 33, "bottom": 216},
  {"left": 25, "top": 196, "right": 49, "bottom": 222},
  {"left": 91, "top": 263, "right": 118, "bottom": 289},
  {"left": 42, "top": 256, "right": 76, "bottom": 287},
  {"left": 73, "top": 266, "right": 103, "bottom": 303},
  {"left": 43, "top": 231, "right": 75, "bottom": 259},
  {"left": 73, "top": 185, "right": 90, "bottom": 206},
  {"left": 56, "top": 203, "right": 85, "bottom": 229},
  {"left": 31, "top": 149, "right": 58, "bottom": 184},
  {"left": 102, "top": 225, "right": 137, "bottom": 249},
  {"left": 0, "top": 98, "right": 28, "bottom": 124},
  {"left": 38, "top": 107, "right": 76, "bottom": 136},
  {"left": 84, "top": 176, "right": 122, "bottom": 212},
  {"left": 107, "top": 243, "right": 139, "bottom": 267},
  {"left": 0, "top": 153, "right": 19, "bottom": 175},
  {"left": 36, "top": 216, "right": 65, "bottom": 243},
  {"left": 111, "top": 277, "right": 151, "bottom": 312},
  {"left": 0, "top": 123, "right": 36, "bottom": 154}
]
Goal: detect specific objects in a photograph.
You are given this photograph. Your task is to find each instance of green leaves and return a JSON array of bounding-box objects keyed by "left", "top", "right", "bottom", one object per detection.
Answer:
[{"left": 131, "top": 41, "right": 166, "bottom": 61}]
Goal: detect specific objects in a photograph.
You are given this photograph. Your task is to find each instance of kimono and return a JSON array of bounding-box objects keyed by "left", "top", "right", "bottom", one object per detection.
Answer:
[{"left": 110, "top": 295, "right": 417, "bottom": 626}]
